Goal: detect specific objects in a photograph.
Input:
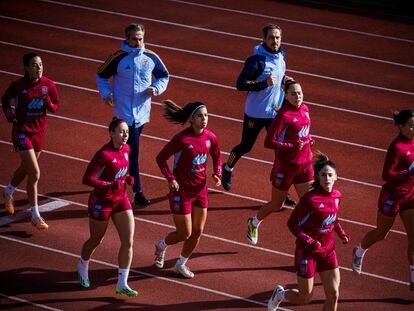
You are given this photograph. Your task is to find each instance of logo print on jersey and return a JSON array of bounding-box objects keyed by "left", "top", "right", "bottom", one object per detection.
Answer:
[
  {"left": 188, "top": 144, "right": 193, "bottom": 149},
  {"left": 298, "top": 125, "right": 310, "bottom": 138},
  {"left": 114, "top": 167, "right": 128, "bottom": 180},
  {"left": 293, "top": 118, "right": 298, "bottom": 122},
  {"left": 322, "top": 214, "right": 336, "bottom": 227},
  {"left": 40, "top": 86, "right": 48, "bottom": 95},
  {"left": 334, "top": 198, "right": 340, "bottom": 208},
  {"left": 319, "top": 203, "right": 324, "bottom": 209},
  {"left": 112, "top": 159, "right": 117, "bottom": 163},
  {"left": 205, "top": 139, "right": 211, "bottom": 149},
  {"left": 27, "top": 98, "right": 44, "bottom": 110},
  {"left": 192, "top": 153, "right": 207, "bottom": 165}
]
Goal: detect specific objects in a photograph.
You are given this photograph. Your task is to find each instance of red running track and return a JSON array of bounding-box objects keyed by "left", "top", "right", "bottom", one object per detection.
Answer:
[{"left": 0, "top": 0, "right": 413, "bottom": 310}]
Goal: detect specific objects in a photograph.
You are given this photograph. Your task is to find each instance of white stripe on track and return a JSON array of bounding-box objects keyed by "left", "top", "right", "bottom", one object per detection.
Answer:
[
  {"left": 0, "top": 15, "right": 413, "bottom": 95},
  {"left": 0, "top": 292, "right": 63, "bottom": 311},
  {"left": 0, "top": 40, "right": 394, "bottom": 121},
  {"left": 0, "top": 144, "right": 403, "bottom": 236},
  {"left": 38, "top": 0, "right": 414, "bottom": 69},
  {"left": 0, "top": 188, "right": 408, "bottom": 287},
  {"left": 167, "top": 0, "right": 414, "bottom": 44},
  {"left": 0, "top": 235, "right": 290, "bottom": 310},
  {"left": 0, "top": 68, "right": 390, "bottom": 153}
]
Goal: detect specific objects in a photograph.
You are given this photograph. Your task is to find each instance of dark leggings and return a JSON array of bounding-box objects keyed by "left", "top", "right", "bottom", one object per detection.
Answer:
[
  {"left": 226, "top": 114, "right": 272, "bottom": 168},
  {"left": 128, "top": 123, "right": 144, "bottom": 193}
]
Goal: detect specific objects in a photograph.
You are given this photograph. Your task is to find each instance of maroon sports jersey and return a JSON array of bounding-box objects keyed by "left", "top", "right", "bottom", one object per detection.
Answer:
[
  {"left": 288, "top": 187, "right": 348, "bottom": 254},
  {"left": 156, "top": 127, "right": 222, "bottom": 194},
  {"left": 2, "top": 76, "right": 60, "bottom": 133},
  {"left": 382, "top": 133, "right": 414, "bottom": 195},
  {"left": 83, "top": 142, "right": 131, "bottom": 202},
  {"left": 265, "top": 103, "right": 312, "bottom": 165}
]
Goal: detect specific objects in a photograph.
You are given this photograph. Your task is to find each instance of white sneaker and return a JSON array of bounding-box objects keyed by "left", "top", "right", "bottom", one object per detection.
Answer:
[
  {"left": 267, "top": 285, "right": 284, "bottom": 311},
  {"left": 247, "top": 217, "right": 258, "bottom": 245},
  {"left": 174, "top": 262, "right": 194, "bottom": 279},
  {"left": 351, "top": 246, "right": 364, "bottom": 275},
  {"left": 154, "top": 240, "right": 167, "bottom": 268}
]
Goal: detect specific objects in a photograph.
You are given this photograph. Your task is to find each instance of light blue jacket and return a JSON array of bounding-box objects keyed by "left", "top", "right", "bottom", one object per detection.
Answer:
[
  {"left": 96, "top": 41, "right": 169, "bottom": 127},
  {"left": 236, "top": 43, "right": 286, "bottom": 119}
]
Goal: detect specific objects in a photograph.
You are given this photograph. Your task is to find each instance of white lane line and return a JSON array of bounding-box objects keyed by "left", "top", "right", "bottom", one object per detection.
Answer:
[
  {"left": 0, "top": 68, "right": 391, "bottom": 153},
  {"left": 0, "top": 235, "right": 290, "bottom": 310},
  {"left": 0, "top": 40, "right": 394, "bottom": 121},
  {"left": 0, "top": 292, "right": 63, "bottom": 311},
  {"left": 0, "top": 185, "right": 408, "bottom": 285},
  {"left": 168, "top": 0, "right": 414, "bottom": 44},
  {"left": 0, "top": 142, "right": 403, "bottom": 237},
  {"left": 0, "top": 201, "right": 69, "bottom": 227},
  {"left": 0, "top": 15, "right": 414, "bottom": 95},
  {"left": 38, "top": 0, "right": 414, "bottom": 69},
  {"left": 0, "top": 201, "right": 408, "bottom": 288}
]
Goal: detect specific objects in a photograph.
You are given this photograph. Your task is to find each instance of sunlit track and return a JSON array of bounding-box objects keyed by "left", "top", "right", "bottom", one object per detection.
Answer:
[
  {"left": 168, "top": 0, "right": 414, "bottom": 44},
  {"left": 0, "top": 184, "right": 408, "bottom": 284},
  {"left": 0, "top": 141, "right": 398, "bottom": 234},
  {"left": 0, "top": 293, "right": 63, "bottom": 311},
  {"left": 0, "top": 64, "right": 394, "bottom": 153},
  {"left": 38, "top": 0, "right": 414, "bottom": 69},
  {"left": 0, "top": 40, "right": 395, "bottom": 122},
  {"left": 1, "top": 18, "right": 412, "bottom": 97},
  {"left": 0, "top": 235, "right": 282, "bottom": 310}
]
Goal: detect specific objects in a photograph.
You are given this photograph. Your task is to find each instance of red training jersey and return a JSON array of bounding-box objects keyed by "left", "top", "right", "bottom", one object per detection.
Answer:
[
  {"left": 288, "top": 187, "right": 348, "bottom": 254},
  {"left": 83, "top": 142, "right": 131, "bottom": 202},
  {"left": 265, "top": 103, "right": 312, "bottom": 165},
  {"left": 156, "top": 127, "right": 222, "bottom": 194},
  {"left": 1, "top": 76, "right": 60, "bottom": 133},
  {"left": 382, "top": 133, "right": 414, "bottom": 195}
]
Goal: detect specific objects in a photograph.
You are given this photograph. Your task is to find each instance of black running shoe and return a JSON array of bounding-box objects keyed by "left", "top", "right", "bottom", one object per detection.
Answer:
[
  {"left": 221, "top": 163, "right": 232, "bottom": 191},
  {"left": 134, "top": 192, "right": 151, "bottom": 208},
  {"left": 284, "top": 194, "right": 296, "bottom": 207}
]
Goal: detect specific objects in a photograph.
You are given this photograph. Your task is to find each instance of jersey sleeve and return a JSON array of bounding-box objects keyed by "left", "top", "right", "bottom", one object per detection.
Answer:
[
  {"left": 82, "top": 150, "right": 118, "bottom": 189},
  {"left": 332, "top": 194, "right": 349, "bottom": 240},
  {"left": 382, "top": 144, "right": 414, "bottom": 182},
  {"left": 264, "top": 114, "right": 295, "bottom": 150},
  {"left": 156, "top": 134, "right": 182, "bottom": 181},
  {"left": 96, "top": 50, "right": 127, "bottom": 100},
  {"left": 1, "top": 81, "right": 17, "bottom": 122},
  {"left": 288, "top": 196, "right": 323, "bottom": 253},
  {"left": 209, "top": 132, "right": 222, "bottom": 178},
  {"left": 44, "top": 81, "right": 60, "bottom": 113},
  {"left": 150, "top": 53, "right": 169, "bottom": 96},
  {"left": 236, "top": 55, "right": 269, "bottom": 92}
]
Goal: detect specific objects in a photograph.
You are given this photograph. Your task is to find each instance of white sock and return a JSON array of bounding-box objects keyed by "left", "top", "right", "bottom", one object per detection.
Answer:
[
  {"left": 5, "top": 183, "right": 15, "bottom": 196},
  {"left": 224, "top": 163, "right": 233, "bottom": 172},
  {"left": 355, "top": 245, "right": 367, "bottom": 257},
  {"left": 410, "top": 265, "right": 414, "bottom": 283},
  {"left": 252, "top": 216, "right": 262, "bottom": 228},
  {"left": 31, "top": 205, "right": 41, "bottom": 219},
  {"left": 117, "top": 268, "right": 130, "bottom": 289},
  {"left": 177, "top": 255, "right": 188, "bottom": 266},
  {"left": 77, "top": 257, "right": 89, "bottom": 279}
]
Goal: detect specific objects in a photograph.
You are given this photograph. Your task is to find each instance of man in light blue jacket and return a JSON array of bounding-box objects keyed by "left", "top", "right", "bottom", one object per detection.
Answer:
[{"left": 96, "top": 23, "right": 169, "bottom": 207}]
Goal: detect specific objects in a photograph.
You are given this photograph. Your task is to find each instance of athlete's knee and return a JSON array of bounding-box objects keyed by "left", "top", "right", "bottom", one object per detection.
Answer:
[
  {"left": 176, "top": 230, "right": 191, "bottom": 241},
  {"left": 325, "top": 288, "right": 339, "bottom": 304},
  {"left": 27, "top": 169, "right": 40, "bottom": 183}
]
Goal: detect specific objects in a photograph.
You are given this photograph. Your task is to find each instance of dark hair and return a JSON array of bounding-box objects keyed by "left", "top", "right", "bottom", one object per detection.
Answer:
[
  {"left": 23, "top": 52, "right": 40, "bottom": 80},
  {"left": 125, "top": 23, "right": 145, "bottom": 38},
  {"left": 311, "top": 151, "right": 337, "bottom": 189},
  {"left": 23, "top": 52, "right": 39, "bottom": 67},
  {"left": 163, "top": 99, "right": 206, "bottom": 125},
  {"left": 262, "top": 24, "right": 282, "bottom": 38},
  {"left": 284, "top": 79, "right": 298, "bottom": 92},
  {"left": 392, "top": 109, "right": 414, "bottom": 125},
  {"left": 108, "top": 116, "right": 126, "bottom": 132}
]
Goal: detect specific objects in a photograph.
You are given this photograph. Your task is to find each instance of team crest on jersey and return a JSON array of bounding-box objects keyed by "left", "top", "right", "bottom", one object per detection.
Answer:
[
  {"left": 40, "top": 86, "right": 48, "bottom": 95},
  {"left": 305, "top": 112, "right": 310, "bottom": 120},
  {"left": 143, "top": 58, "right": 149, "bottom": 62},
  {"left": 205, "top": 139, "right": 211, "bottom": 149},
  {"left": 124, "top": 152, "right": 129, "bottom": 161},
  {"left": 334, "top": 198, "right": 340, "bottom": 207}
]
